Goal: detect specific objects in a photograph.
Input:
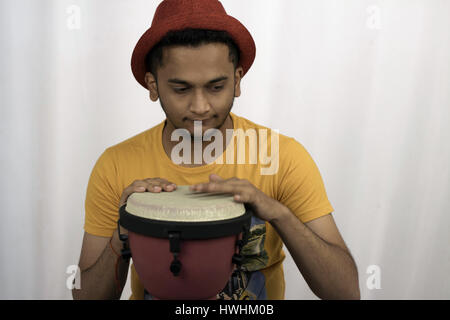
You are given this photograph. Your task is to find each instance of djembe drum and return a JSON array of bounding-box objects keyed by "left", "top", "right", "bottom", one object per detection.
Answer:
[{"left": 118, "top": 185, "right": 252, "bottom": 300}]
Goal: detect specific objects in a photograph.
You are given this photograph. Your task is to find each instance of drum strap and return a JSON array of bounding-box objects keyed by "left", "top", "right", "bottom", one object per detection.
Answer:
[
  {"left": 168, "top": 231, "right": 182, "bottom": 276},
  {"left": 117, "top": 219, "right": 131, "bottom": 263}
]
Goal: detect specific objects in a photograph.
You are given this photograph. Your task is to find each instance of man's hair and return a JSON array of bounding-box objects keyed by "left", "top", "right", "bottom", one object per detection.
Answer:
[{"left": 145, "top": 28, "right": 241, "bottom": 79}]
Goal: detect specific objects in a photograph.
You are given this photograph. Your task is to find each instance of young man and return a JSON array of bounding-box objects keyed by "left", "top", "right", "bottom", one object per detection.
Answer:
[{"left": 73, "top": 0, "right": 360, "bottom": 300}]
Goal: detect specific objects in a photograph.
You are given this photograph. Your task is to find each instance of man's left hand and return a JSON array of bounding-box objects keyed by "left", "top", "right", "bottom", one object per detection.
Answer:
[{"left": 190, "top": 174, "right": 288, "bottom": 223}]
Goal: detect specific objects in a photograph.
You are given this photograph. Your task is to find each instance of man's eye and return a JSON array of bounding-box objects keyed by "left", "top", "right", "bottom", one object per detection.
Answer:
[
  {"left": 174, "top": 88, "right": 188, "bottom": 93},
  {"left": 211, "top": 86, "right": 224, "bottom": 91}
]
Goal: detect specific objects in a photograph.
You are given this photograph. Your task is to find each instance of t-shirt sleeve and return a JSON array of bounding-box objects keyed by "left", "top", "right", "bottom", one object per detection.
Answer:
[
  {"left": 84, "top": 148, "right": 121, "bottom": 237},
  {"left": 277, "top": 138, "right": 334, "bottom": 223}
]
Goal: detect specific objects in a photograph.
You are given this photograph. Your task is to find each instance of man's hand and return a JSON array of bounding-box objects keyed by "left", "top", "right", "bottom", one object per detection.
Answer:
[
  {"left": 119, "top": 178, "right": 177, "bottom": 208},
  {"left": 189, "top": 174, "right": 287, "bottom": 223}
]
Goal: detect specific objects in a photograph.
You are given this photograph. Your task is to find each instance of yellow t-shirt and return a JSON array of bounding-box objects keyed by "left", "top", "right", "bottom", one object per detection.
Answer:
[{"left": 84, "top": 112, "right": 334, "bottom": 300}]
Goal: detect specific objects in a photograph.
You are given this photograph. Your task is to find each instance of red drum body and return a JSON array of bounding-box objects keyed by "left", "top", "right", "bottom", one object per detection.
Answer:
[{"left": 118, "top": 186, "right": 252, "bottom": 300}]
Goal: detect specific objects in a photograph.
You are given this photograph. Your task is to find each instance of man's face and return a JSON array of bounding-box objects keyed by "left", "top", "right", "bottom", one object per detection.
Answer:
[{"left": 145, "top": 43, "right": 243, "bottom": 136}]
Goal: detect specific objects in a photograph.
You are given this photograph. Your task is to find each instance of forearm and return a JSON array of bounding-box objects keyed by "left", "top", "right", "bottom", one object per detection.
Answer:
[
  {"left": 270, "top": 208, "right": 360, "bottom": 300},
  {"left": 72, "top": 230, "right": 130, "bottom": 300}
]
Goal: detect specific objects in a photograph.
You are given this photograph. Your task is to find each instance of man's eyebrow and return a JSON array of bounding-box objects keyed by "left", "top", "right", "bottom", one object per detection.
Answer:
[{"left": 167, "top": 76, "right": 229, "bottom": 85}]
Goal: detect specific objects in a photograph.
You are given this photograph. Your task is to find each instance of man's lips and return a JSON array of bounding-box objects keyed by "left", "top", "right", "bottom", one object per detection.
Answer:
[{"left": 189, "top": 118, "right": 210, "bottom": 121}]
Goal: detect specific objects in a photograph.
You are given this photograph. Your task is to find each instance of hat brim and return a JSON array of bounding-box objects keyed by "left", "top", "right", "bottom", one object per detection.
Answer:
[{"left": 131, "top": 13, "right": 256, "bottom": 89}]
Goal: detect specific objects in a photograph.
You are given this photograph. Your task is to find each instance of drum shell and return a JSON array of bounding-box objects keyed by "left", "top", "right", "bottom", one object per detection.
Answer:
[
  {"left": 119, "top": 204, "right": 252, "bottom": 300},
  {"left": 129, "top": 232, "right": 240, "bottom": 300}
]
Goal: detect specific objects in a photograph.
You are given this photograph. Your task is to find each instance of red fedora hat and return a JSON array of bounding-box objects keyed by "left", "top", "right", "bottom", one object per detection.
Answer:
[{"left": 131, "top": 0, "right": 256, "bottom": 90}]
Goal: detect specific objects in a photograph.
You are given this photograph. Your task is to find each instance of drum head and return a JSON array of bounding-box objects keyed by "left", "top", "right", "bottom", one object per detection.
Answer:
[
  {"left": 119, "top": 185, "right": 252, "bottom": 239},
  {"left": 125, "top": 185, "right": 245, "bottom": 222}
]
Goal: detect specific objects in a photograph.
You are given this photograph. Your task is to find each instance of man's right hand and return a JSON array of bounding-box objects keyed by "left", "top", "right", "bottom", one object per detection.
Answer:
[{"left": 119, "top": 178, "right": 177, "bottom": 208}]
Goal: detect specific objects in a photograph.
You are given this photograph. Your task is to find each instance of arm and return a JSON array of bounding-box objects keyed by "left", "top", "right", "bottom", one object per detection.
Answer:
[
  {"left": 72, "top": 230, "right": 129, "bottom": 300},
  {"left": 190, "top": 174, "right": 360, "bottom": 300},
  {"left": 270, "top": 209, "right": 360, "bottom": 300}
]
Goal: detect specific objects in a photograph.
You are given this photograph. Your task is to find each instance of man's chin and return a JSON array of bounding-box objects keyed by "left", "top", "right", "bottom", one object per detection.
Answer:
[{"left": 171, "top": 115, "right": 230, "bottom": 137}]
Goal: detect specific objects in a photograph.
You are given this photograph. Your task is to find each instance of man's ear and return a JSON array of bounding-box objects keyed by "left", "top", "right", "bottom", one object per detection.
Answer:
[
  {"left": 234, "top": 66, "right": 244, "bottom": 98},
  {"left": 144, "top": 72, "right": 159, "bottom": 101}
]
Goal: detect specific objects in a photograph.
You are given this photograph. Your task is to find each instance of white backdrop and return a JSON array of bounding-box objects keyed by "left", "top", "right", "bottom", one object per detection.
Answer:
[{"left": 1, "top": 0, "right": 449, "bottom": 300}]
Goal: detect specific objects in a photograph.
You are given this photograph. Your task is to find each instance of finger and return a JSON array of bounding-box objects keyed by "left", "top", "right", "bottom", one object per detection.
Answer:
[
  {"left": 157, "top": 180, "right": 177, "bottom": 191},
  {"left": 162, "top": 182, "right": 177, "bottom": 191},
  {"left": 233, "top": 192, "right": 252, "bottom": 203},
  {"left": 233, "top": 194, "right": 242, "bottom": 202},
  {"left": 142, "top": 179, "right": 177, "bottom": 192},
  {"left": 191, "top": 181, "right": 240, "bottom": 195},
  {"left": 134, "top": 180, "right": 160, "bottom": 192},
  {"left": 191, "top": 177, "right": 242, "bottom": 190}
]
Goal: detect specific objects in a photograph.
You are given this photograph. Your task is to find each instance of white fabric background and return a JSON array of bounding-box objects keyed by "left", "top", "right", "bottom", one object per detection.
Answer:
[{"left": 1, "top": 0, "right": 449, "bottom": 299}]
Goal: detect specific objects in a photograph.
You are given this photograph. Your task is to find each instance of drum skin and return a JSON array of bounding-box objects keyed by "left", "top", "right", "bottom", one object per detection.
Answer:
[{"left": 129, "top": 231, "right": 239, "bottom": 300}]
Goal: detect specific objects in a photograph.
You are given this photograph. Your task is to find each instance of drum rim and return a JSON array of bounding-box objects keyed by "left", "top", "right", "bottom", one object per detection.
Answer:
[{"left": 119, "top": 203, "right": 253, "bottom": 240}]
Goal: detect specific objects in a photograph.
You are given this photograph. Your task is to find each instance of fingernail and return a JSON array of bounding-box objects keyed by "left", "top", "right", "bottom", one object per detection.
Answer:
[{"left": 137, "top": 187, "right": 145, "bottom": 191}]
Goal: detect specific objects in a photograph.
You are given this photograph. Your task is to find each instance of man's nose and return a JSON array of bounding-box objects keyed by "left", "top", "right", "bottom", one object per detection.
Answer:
[{"left": 189, "top": 89, "right": 211, "bottom": 114}]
